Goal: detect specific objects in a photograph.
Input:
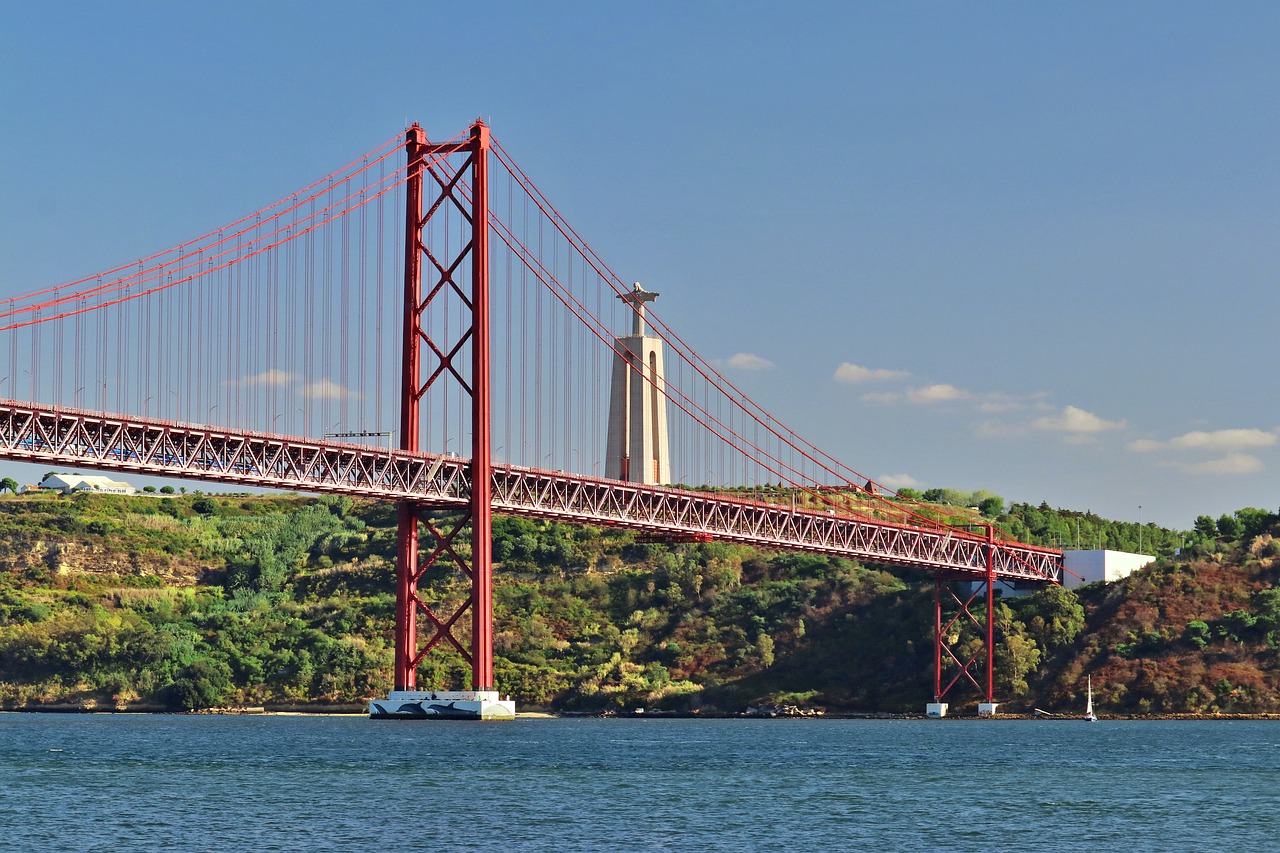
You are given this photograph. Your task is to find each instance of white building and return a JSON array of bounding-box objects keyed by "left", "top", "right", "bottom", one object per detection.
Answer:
[
  {"left": 967, "top": 549, "right": 1155, "bottom": 598},
  {"left": 38, "top": 473, "right": 137, "bottom": 495},
  {"left": 1061, "top": 549, "right": 1154, "bottom": 590}
]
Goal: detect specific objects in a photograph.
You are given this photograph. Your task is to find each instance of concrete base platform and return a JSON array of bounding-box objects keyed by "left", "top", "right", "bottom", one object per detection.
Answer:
[
  {"left": 369, "top": 690, "right": 516, "bottom": 720},
  {"left": 926, "top": 702, "right": 948, "bottom": 718},
  {"left": 978, "top": 702, "right": 999, "bottom": 717}
]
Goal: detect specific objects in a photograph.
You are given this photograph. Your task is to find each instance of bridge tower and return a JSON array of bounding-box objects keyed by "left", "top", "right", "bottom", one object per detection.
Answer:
[
  {"left": 370, "top": 120, "right": 514, "bottom": 720},
  {"left": 927, "top": 525, "right": 1000, "bottom": 718},
  {"left": 605, "top": 283, "right": 670, "bottom": 485}
]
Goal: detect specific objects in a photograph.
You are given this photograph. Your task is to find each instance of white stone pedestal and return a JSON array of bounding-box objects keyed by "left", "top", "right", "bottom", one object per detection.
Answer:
[{"left": 369, "top": 690, "right": 516, "bottom": 720}]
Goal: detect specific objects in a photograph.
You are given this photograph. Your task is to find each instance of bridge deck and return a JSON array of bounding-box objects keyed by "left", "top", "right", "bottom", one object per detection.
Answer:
[{"left": 0, "top": 401, "right": 1062, "bottom": 583}]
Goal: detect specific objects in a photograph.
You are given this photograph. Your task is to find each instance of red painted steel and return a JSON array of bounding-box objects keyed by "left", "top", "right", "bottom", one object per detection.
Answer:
[
  {"left": 393, "top": 120, "right": 496, "bottom": 693},
  {"left": 469, "top": 121, "right": 494, "bottom": 690},
  {"left": 985, "top": 524, "right": 996, "bottom": 705},
  {"left": 396, "top": 124, "right": 427, "bottom": 690},
  {"left": 933, "top": 577, "right": 943, "bottom": 703},
  {"left": 931, "top": 529, "right": 1002, "bottom": 707},
  {"left": 929, "top": 525, "right": 1003, "bottom": 708}
]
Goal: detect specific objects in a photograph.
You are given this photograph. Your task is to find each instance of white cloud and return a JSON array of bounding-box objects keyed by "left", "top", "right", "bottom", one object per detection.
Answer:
[
  {"left": 302, "top": 378, "right": 359, "bottom": 401},
  {"left": 905, "top": 383, "right": 970, "bottom": 404},
  {"left": 877, "top": 473, "right": 920, "bottom": 491},
  {"left": 1170, "top": 428, "right": 1277, "bottom": 452},
  {"left": 726, "top": 352, "right": 775, "bottom": 371},
  {"left": 1129, "top": 428, "right": 1276, "bottom": 454},
  {"left": 236, "top": 369, "right": 296, "bottom": 388},
  {"left": 1178, "top": 453, "right": 1265, "bottom": 476},
  {"left": 834, "top": 362, "right": 909, "bottom": 384},
  {"left": 1032, "top": 405, "right": 1124, "bottom": 434}
]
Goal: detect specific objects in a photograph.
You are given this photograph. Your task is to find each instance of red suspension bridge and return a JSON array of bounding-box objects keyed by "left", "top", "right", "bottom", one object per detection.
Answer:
[{"left": 0, "top": 121, "right": 1062, "bottom": 716}]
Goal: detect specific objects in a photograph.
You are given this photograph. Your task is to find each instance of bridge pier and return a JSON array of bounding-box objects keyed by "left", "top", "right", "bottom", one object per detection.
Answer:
[{"left": 928, "top": 525, "right": 1000, "bottom": 718}]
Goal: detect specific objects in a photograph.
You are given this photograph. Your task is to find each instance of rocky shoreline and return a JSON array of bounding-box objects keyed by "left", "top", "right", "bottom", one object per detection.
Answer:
[{"left": 7, "top": 701, "right": 1280, "bottom": 721}]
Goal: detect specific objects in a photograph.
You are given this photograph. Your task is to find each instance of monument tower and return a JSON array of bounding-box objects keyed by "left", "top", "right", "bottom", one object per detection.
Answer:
[{"left": 606, "top": 283, "right": 671, "bottom": 484}]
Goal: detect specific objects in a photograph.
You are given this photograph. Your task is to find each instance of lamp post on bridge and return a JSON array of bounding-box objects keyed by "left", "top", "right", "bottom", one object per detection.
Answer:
[{"left": 324, "top": 429, "right": 393, "bottom": 455}]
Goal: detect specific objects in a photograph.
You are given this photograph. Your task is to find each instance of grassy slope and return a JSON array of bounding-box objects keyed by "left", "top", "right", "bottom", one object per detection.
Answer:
[{"left": 1, "top": 490, "right": 1277, "bottom": 714}]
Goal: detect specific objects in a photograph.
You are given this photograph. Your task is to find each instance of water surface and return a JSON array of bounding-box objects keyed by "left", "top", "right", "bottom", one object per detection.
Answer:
[{"left": 2, "top": 714, "right": 1275, "bottom": 851}]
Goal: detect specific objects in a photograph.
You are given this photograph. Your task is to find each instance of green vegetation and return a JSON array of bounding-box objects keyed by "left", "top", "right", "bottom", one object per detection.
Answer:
[{"left": 2, "top": 487, "right": 1280, "bottom": 716}]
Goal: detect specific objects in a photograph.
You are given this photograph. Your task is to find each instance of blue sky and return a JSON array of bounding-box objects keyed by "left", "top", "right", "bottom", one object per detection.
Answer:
[{"left": 3, "top": 1, "right": 1279, "bottom": 529}]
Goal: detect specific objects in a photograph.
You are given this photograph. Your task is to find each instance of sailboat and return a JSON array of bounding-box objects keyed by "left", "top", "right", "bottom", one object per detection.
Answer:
[{"left": 1083, "top": 675, "right": 1098, "bottom": 722}]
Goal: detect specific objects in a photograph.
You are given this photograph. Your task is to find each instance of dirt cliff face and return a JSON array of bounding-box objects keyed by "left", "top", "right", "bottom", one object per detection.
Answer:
[{"left": 0, "top": 534, "right": 205, "bottom": 585}]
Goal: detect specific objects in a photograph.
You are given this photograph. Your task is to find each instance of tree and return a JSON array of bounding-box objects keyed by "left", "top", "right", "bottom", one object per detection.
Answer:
[
  {"left": 0, "top": 477, "right": 18, "bottom": 494},
  {"left": 160, "top": 659, "right": 232, "bottom": 710},
  {"left": 756, "top": 632, "right": 775, "bottom": 668},
  {"left": 1183, "top": 620, "right": 1211, "bottom": 649},
  {"left": 978, "top": 496, "right": 1005, "bottom": 518},
  {"left": 160, "top": 485, "right": 176, "bottom": 495},
  {"left": 192, "top": 497, "right": 218, "bottom": 516},
  {"left": 1193, "top": 515, "right": 1217, "bottom": 539},
  {"left": 1022, "top": 584, "right": 1085, "bottom": 653},
  {"left": 1217, "top": 514, "right": 1244, "bottom": 540},
  {"left": 1234, "top": 507, "right": 1276, "bottom": 540}
]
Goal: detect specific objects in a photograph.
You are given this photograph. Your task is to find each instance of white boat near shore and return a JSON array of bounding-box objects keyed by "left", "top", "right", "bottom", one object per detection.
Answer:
[{"left": 1084, "top": 676, "right": 1098, "bottom": 722}]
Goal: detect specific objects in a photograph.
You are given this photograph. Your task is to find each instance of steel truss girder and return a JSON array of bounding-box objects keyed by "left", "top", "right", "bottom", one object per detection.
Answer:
[
  {"left": 0, "top": 402, "right": 469, "bottom": 501},
  {"left": 0, "top": 400, "right": 1063, "bottom": 583},
  {"left": 488, "top": 467, "right": 1062, "bottom": 583}
]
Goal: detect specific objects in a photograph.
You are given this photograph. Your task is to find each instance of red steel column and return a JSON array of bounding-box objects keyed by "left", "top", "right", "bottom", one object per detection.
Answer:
[
  {"left": 985, "top": 524, "right": 996, "bottom": 705},
  {"left": 469, "top": 120, "right": 495, "bottom": 691},
  {"left": 394, "top": 124, "right": 427, "bottom": 690},
  {"left": 933, "top": 574, "right": 943, "bottom": 703}
]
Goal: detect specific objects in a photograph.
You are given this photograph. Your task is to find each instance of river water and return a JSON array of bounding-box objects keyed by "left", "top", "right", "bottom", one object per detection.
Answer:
[{"left": 2, "top": 713, "right": 1277, "bottom": 851}]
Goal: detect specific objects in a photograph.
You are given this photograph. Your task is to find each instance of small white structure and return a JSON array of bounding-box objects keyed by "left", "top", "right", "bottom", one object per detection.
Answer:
[
  {"left": 38, "top": 473, "right": 136, "bottom": 496},
  {"left": 1061, "top": 549, "right": 1154, "bottom": 590},
  {"left": 926, "top": 702, "right": 948, "bottom": 718}
]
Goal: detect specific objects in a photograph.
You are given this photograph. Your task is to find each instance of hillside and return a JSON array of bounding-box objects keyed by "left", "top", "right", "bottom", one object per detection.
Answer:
[{"left": 0, "top": 487, "right": 1277, "bottom": 716}]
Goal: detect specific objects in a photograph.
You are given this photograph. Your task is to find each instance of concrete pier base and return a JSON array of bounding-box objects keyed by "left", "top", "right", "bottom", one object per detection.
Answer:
[{"left": 369, "top": 690, "right": 516, "bottom": 720}]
